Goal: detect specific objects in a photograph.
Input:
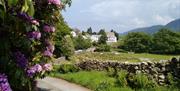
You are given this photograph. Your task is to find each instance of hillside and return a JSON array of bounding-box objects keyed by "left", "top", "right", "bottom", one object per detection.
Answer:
[{"left": 123, "top": 18, "right": 180, "bottom": 34}]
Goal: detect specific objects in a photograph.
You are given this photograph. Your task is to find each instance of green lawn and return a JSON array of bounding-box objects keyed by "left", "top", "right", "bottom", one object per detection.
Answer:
[
  {"left": 52, "top": 71, "right": 179, "bottom": 91},
  {"left": 72, "top": 52, "right": 179, "bottom": 62},
  {"left": 52, "top": 71, "right": 132, "bottom": 91}
]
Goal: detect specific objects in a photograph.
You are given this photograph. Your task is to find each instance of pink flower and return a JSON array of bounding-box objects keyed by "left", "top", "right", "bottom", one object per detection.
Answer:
[
  {"left": 43, "top": 50, "right": 53, "bottom": 57},
  {"left": 48, "top": 0, "right": 61, "bottom": 6},
  {"left": 43, "top": 63, "right": 53, "bottom": 71},
  {"left": 43, "top": 25, "right": 56, "bottom": 33},
  {"left": 34, "top": 64, "right": 43, "bottom": 73},
  {"left": 31, "top": 20, "right": 39, "bottom": 25},
  {"left": 26, "top": 64, "right": 42, "bottom": 77},
  {"left": 46, "top": 44, "right": 55, "bottom": 53},
  {"left": 27, "top": 31, "right": 41, "bottom": 40}
]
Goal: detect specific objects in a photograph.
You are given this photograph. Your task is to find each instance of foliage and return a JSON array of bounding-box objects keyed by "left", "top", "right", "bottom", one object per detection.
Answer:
[
  {"left": 121, "top": 32, "right": 152, "bottom": 53},
  {"left": 56, "top": 64, "right": 80, "bottom": 74},
  {"left": 73, "top": 35, "right": 92, "bottom": 50},
  {"left": 152, "top": 28, "right": 180, "bottom": 54},
  {"left": 116, "top": 70, "right": 128, "bottom": 87},
  {"left": 60, "top": 35, "right": 75, "bottom": 59},
  {"left": 167, "top": 73, "right": 180, "bottom": 88},
  {"left": 127, "top": 73, "right": 158, "bottom": 89},
  {"left": 52, "top": 71, "right": 180, "bottom": 91},
  {"left": 95, "top": 81, "right": 114, "bottom": 91},
  {"left": 98, "top": 29, "right": 106, "bottom": 35},
  {"left": 111, "top": 29, "right": 119, "bottom": 40},
  {"left": 0, "top": 0, "right": 71, "bottom": 90},
  {"left": 120, "top": 28, "right": 180, "bottom": 54},
  {"left": 87, "top": 27, "right": 93, "bottom": 35},
  {"left": 95, "top": 44, "right": 111, "bottom": 52},
  {"left": 54, "top": 13, "right": 72, "bottom": 58},
  {"left": 53, "top": 71, "right": 117, "bottom": 91}
]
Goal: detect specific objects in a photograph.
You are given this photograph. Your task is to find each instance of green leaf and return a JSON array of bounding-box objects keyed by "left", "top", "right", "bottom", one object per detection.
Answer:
[
  {"left": 0, "top": 0, "right": 6, "bottom": 12},
  {"left": 21, "top": 0, "right": 29, "bottom": 12},
  {"left": 0, "top": 8, "right": 5, "bottom": 20},
  {"left": 27, "top": 0, "right": 34, "bottom": 16},
  {"left": 8, "top": 0, "right": 18, "bottom": 7},
  {"left": 21, "top": 0, "right": 34, "bottom": 16}
]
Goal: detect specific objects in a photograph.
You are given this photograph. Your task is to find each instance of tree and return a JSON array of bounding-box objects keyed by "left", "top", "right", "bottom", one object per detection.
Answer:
[
  {"left": 122, "top": 32, "right": 152, "bottom": 53},
  {"left": 87, "top": 27, "right": 93, "bottom": 35},
  {"left": 97, "top": 29, "right": 107, "bottom": 44},
  {"left": 95, "top": 44, "right": 111, "bottom": 52},
  {"left": 98, "top": 32, "right": 108, "bottom": 44},
  {"left": 61, "top": 35, "right": 75, "bottom": 59},
  {"left": 152, "top": 28, "right": 180, "bottom": 54},
  {"left": 54, "top": 13, "right": 71, "bottom": 58},
  {"left": 0, "top": 0, "right": 72, "bottom": 90},
  {"left": 98, "top": 29, "right": 106, "bottom": 35},
  {"left": 73, "top": 35, "right": 92, "bottom": 50},
  {"left": 111, "top": 29, "right": 119, "bottom": 40}
]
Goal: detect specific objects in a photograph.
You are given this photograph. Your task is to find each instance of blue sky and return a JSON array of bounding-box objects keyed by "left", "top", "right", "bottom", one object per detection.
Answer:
[{"left": 62, "top": 0, "right": 180, "bottom": 33}]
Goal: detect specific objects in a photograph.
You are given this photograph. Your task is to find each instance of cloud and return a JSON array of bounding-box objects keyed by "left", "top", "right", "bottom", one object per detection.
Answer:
[
  {"left": 154, "top": 15, "right": 174, "bottom": 25},
  {"left": 63, "top": 0, "right": 180, "bottom": 33}
]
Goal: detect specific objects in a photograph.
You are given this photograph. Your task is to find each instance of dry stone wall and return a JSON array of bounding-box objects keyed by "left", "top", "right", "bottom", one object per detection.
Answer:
[{"left": 76, "top": 58, "right": 180, "bottom": 85}]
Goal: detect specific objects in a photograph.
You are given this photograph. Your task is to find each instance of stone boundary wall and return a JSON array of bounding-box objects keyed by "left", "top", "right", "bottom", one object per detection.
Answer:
[{"left": 76, "top": 58, "right": 180, "bottom": 85}]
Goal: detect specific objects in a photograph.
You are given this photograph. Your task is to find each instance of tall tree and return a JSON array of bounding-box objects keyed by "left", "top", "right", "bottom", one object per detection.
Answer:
[
  {"left": 87, "top": 27, "right": 93, "bottom": 35},
  {"left": 111, "top": 29, "right": 119, "bottom": 40},
  {"left": 98, "top": 29, "right": 106, "bottom": 35},
  {"left": 61, "top": 35, "right": 75, "bottom": 59},
  {"left": 73, "top": 35, "right": 92, "bottom": 50},
  {"left": 54, "top": 13, "right": 72, "bottom": 58},
  {"left": 122, "top": 32, "right": 152, "bottom": 53},
  {"left": 98, "top": 33, "right": 108, "bottom": 44},
  {"left": 152, "top": 28, "right": 180, "bottom": 54}
]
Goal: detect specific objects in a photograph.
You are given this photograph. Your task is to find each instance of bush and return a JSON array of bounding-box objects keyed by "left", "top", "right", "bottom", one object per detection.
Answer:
[
  {"left": 106, "top": 67, "right": 118, "bottom": 77},
  {"left": 95, "top": 44, "right": 111, "bottom": 52},
  {"left": 60, "top": 35, "right": 75, "bottom": 59},
  {"left": 116, "top": 70, "right": 128, "bottom": 87},
  {"left": 167, "top": 73, "right": 180, "bottom": 88},
  {"left": 73, "top": 35, "right": 92, "bottom": 50},
  {"left": 95, "top": 81, "right": 113, "bottom": 91},
  {"left": 58, "top": 64, "right": 80, "bottom": 74},
  {"left": 128, "top": 73, "right": 158, "bottom": 89}
]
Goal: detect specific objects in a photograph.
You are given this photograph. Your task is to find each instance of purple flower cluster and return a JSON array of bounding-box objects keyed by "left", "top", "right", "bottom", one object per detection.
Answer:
[
  {"left": 14, "top": 51, "right": 28, "bottom": 69},
  {"left": 48, "top": 0, "right": 61, "bottom": 6},
  {"left": 27, "top": 31, "right": 41, "bottom": 40},
  {"left": 46, "top": 44, "right": 55, "bottom": 53},
  {"left": 27, "top": 64, "right": 42, "bottom": 78},
  {"left": 43, "top": 40, "right": 54, "bottom": 57},
  {"left": 43, "top": 63, "right": 53, "bottom": 71},
  {"left": 17, "top": 13, "right": 39, "bottom": 25},
  {"left": 0, "top": 74, "right": 12, "bottom": 91},
  {"left": 43, "top": 25, "right": 55, "bottom": 33},
  {"left": 45, "top": 40, "right": 55, "bottom": 53},
  {"left": 43, "top": 50, "right": 53, "bottom": 57}
]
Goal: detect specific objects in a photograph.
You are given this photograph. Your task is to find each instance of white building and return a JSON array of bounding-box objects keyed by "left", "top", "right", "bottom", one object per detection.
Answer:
[
  {"left": 90, "top": 35, "right": 101, "bottom": 42},
  {"left": 71, "top": 31, "right": 77, "bottom": 37},
  {"left": 106, "top": 32, "right": 117, "bottom": 43}
]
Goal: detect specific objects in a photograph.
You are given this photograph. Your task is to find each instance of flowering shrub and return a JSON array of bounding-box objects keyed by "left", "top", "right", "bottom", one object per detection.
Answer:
[{"left": 0, "top": 0, "right": 71, "bottom": 90}]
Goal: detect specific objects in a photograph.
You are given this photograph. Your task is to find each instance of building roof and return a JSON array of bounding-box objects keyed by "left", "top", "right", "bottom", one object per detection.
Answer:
[{"left": 106, "top": 32, "right": 116, "bottom": 37}]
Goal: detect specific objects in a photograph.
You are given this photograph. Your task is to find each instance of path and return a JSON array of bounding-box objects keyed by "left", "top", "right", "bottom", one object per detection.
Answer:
[{"left": 37, "top": 77, "right": 91, "bottom": 91}]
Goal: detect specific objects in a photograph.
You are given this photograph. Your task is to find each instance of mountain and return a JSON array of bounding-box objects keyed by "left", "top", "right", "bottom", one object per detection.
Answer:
[
  {"left": 123, "top": 19, "right": 180, "bottom": 34},
  {"left": 165, "top": 18, "right": 180, "bottom": 32}
]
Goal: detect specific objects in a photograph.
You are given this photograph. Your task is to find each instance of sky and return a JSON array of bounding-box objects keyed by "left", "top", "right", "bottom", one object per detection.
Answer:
[{"left": 62, "top": 0, "right": 180, "bottom": 33}]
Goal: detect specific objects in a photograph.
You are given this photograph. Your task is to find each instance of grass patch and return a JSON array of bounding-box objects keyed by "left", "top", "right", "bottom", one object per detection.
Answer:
[
  {"left": 51, "top": 71, "right": 180, "bottom": 91},
  {"left": 72, "top": 52, "right": 179, "bottom": 62},
  {"left": 53, "top": 71, "right": 117, "bottom": 90}
]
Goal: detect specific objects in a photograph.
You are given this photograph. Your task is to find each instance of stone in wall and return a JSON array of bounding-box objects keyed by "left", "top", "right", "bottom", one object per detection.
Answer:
[{"left": 76, "top": 58, "right": 180, "bottom": 85}]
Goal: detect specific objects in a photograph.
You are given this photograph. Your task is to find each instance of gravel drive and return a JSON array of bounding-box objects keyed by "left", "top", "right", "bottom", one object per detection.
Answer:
[{"left": 37, "top": 77, "right": 91, "bottom": 91}]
